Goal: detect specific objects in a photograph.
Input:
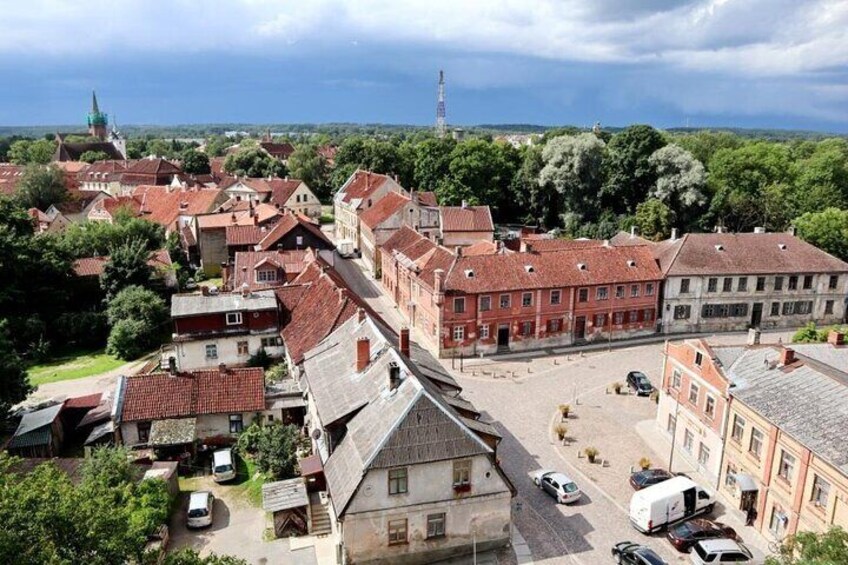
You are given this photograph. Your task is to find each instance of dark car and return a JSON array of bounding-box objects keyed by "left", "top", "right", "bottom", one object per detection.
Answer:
[
  {"left": 629, "top": 468, "right": 674, "bottom": 490},
  {"left": 667, "top": 518, "right": 738, "bottom": 552},
  {"left": 611, "top": 541, "right": 668, "bottom": 565},
  {"left": 627, "top": 371, "right": 654, "bottom": 395}
]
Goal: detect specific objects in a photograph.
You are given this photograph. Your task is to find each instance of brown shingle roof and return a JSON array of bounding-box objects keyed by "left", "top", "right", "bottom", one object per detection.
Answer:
[
  {"left": 268, "top": 179, "right": 304, "bottom": 207},
  {"left": 119, "top": 367, "right": 265, "bottom": 422},
  {"left": 339, "top": 171, "right": 393, "bottom": 205},
  {"left": 132, "top": 185, "right": 223, "bottom": 229},
  {"left": 226, "top": 225, "right": 265, "bottom": 246},
  {"left": 256, "top": 213, "right": 331, "bottom": 251},
  {"left": 359, "top": 192, "right": 410, "bottom": 229},
  {"left": 381, "top": 225, "right": 425, "bottom": 255},
  {"left": 440, "top": 205, "right": 494, "bottom": 233},
  {"left": 417, "top": 191, "right": 438, "bottom": 207}
]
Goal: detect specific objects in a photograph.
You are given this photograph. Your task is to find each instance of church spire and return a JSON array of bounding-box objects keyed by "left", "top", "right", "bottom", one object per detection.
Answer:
[
  {"left": 92, "top": 91, "right": 100, "bottom": 114},
  {"left": 87, "top": 90, "right": 108, "bottom": 140}
]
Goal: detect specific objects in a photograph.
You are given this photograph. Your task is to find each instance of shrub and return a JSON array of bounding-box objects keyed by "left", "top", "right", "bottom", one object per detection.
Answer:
[
  {"left": 554, "top": 423, "right": 568, "bottom": 441},
  {"left": 612, "top": 382, "right": 623, "bottom": 394},
  {"left": 236, "top": 422, "right": 263, "bottom": 456},
  {"left": 247, "top": 348, "right": 272, "bottom": 369},
  {"left": 639, "top": 457, "right": 651, "bottom": 470},
  {"left": 255, "top": 422, "right": 300, "bottom": 480},
  {"left": 266, "top": 362, "right": 289, "bottom": 382},
  {"left": 55, "top": 311, "right": 108, "bottom": 349},
  {"left": 584, "top": 447, "right": 599, "bottom": 462},
  {"left": 558, "top": 404, "right": 571, "bottom": 419},
  {"left": 106, "top": 319, "right": 148, "bottom": 360}
]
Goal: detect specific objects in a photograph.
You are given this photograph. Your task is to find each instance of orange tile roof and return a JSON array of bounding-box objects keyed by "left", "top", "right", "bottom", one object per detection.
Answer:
[
  {"left": 339, "top": 170, "right": 393, "bottom": 205},
  {"left": 132, "top": 185, "right": 223, "bottom": 229},
  {"left": 196, "top": 203, "right": 281, "bottom": 229},
  {"left": 359, "top": 191, "right": 411, "bottom": 229},
  {"left": 440, "top": 205, "right": 494, "bottom": 232},
  {"left": 268, "top": 179, "right": 303, "bottom": 206}
]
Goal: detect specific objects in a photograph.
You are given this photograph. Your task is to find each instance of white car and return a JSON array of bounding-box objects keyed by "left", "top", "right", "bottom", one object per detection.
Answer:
[
  {"left": 212, "top": 448, "right": 236, "bottom": 483},
  {"left": 690, "top": 539, "right": 763, "bottom": 565},
  {"left": 532, "top": 470, "right": 582, "bottom": 504},
  {"left": 187, "top": 491, "right": 215, "bottom": 529}
]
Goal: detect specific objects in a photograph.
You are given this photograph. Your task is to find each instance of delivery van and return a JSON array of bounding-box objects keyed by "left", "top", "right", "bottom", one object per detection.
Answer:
[{"left": 629, "top": 476, "right": 715, "bottom": 534}]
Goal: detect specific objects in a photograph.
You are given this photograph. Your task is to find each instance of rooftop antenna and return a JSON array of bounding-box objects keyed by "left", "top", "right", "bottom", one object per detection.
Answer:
[{"left": 436, "top": 70, "right": 446, "bottom": 138}]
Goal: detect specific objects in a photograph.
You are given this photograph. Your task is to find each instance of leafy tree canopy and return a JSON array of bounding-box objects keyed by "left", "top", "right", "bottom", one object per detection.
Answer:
[
  {"left": 602, "top": 125, "right": 667, "bottom": 214},
  {"left": 181, "top": 148, "right": 211, "bottom": 175},
  {"left": 100, "top": 238, "right": 154, "bottom": 301},
  {"left": 793, "top": 207, "right": 848, "bottom": 262},
  {"left": 16, "top": 164, "right": 67, "bottom": 210},
  {"left": 223, "top": 146, "right": 286, "bottom": 178},
  {"left": 766, "top": 527, "right": 848, "bottom": 565},
  {"left": 8, "top": 138, "right": 56, "bottom": 165},
  {"left": 79, "top": 150, "right": 111, "bottom": 164}
]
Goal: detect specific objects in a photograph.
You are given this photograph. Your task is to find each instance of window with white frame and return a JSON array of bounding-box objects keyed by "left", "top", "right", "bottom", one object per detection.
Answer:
[
  {"left": 229, "top": 414, "right": 244, "bottom": 433},
  {"left": 749, "top": 427, "right": 764, "bottom": 459},
  {"left": 256, "top": 269, "right": 277, "bottom": 282},
  {"left": 683, "top": 429, "right": 694, "bottom": 453},
  {"left": 646, "top": 283, "right": 654, "bottom": 296},
  {"left": 667, "top": 413, "right": 676, "bottom": 434},
  {"left": 522, "top": 292, "right": 533, "bottom": 307},
  {"left": 731, "top": 415, "right": 745, "bottom": 442},
  {"left": 672, "top": 369, "right": 682, "bottom": 388},
  {"left": 698, "top": 443, "right": 710, "bottom": 466},
  {"left": 499, "top": 294, "right": 511, "bottom": 308},
  {"left": 427, "top": 513, "right": 446, "bottom": 539},
  {"left": 479, "top": 324, "right": 490, "bottom": 339},
  {"left": 596, "top": 286, "right": 609, "bottom": 300},
  {"left": 226, "top": 312, "right": 243, "bottom": 325},
  {"left": 452, "top": 326, "right": 465, "bottom": 341},
  {"left": 705, "top": 395, "right": 716, "bottom": 419},
  {"left": 479, "top": 295, "right": 492, "bottom": 311},
  {"left": 688, "top": 382, "right": 700, "bottom": 405},
  {"left": 811, "top": 475, "right": 831, "bottom": 507},
  {"left": 453, "top": 459, "right": 472, "bottom": 486},
  {"left": 388, "top": 519, "right": 408, "bottom": 545},
  {"left": 614, "top": 312, "right": 624, "bottom": 325},
  {"left": 631, "top": 284, "right": 640, "bottom": 297},
  {"left": 550, "top": 289, "right": 561, "bottom": 305},
  {"left": 205, "top": 344, "right": 218, "bottom": 359},
  {"left": 778, "top": 450, "right": 796, "bottom": 481},
  {"left": 615, "top": 285, "right": 625, "bottom": 299},
  {"left": 237, "top": 341, "right": 249, "bottom": 356}
]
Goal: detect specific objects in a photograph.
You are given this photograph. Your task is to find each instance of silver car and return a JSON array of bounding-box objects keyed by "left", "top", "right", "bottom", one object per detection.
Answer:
[{"left": 532, "top": 470, "right": 582, "bottom": 504}]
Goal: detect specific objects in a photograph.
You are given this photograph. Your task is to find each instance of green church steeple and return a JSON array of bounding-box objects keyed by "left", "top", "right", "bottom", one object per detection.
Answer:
[{"left": 87, "top": 91, "right": 108, "bottom": 139}]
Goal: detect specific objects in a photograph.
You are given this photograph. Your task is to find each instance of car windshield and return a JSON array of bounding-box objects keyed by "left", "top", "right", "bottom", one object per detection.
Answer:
[
  {"left": 214, "top": 464, "right": 233, "bottom": 473},
  {"left": 637, "top": 376, "right": 650, "bottom": 385},
  {"left": 563, "top": 482, "right": 578, "bottom": 493},
  {"left": 188, "top": 508, "right": 208, "bottom": 518},
  {"left": 674, "top": 523, "right": 694, "bottom": 536},
  {"left": 693, "top": 544, "right": 710, "bottom": 560},
  {"left": 636, "top": 549, "right": 667, "bottom": 565}
]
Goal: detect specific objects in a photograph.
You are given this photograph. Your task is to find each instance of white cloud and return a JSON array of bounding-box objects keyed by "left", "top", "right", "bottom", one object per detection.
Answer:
[{"left": 1, "top": 0, "right": 846, "bottom": 79}]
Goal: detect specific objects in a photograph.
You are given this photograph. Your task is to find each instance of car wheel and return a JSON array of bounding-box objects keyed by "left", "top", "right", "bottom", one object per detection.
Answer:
[
  {"left": 705, "top": 504, "right": 715, "bottom": 514},
  {"left": 533, "top": 478, "right": 540, "bottom": 487},
  {"left": 614, "top": 553, "right": 623, "bottom": 564}
]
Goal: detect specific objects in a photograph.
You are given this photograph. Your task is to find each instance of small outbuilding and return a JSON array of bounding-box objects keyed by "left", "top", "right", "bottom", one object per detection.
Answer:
[
  {"left": 7, "top": 404, "right": 64, "bottom": 458},
  {"left": 262, "top": 478, "right": 310, "bottom": 538}
]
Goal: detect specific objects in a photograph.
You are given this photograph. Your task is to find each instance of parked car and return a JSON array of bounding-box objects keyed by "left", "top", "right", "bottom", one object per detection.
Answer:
[
  {"left": 630, "top": 469, "right": 674, "bottom": 490},
  {"left": 629, "top": 476, "right": 715, "bottom": 534},
  {"left": 187, "top": 491, "right": 215, "bottom": 528},
  {"left": 611, "top": 541, "right": 668, "bottom": 565},
  {"left": 627, "top": 371, "right": 654, "bottom": 395},
  {"left": 532, "top": 470, "right": 582, "bottom": 504},
  {"left": 667, "top": 518, "right": 738, "bottom": 552},
  {"left": 690, "top": 539, "right": 763, "bottom": 565},
  {"left": 212, "top": 448, "right": 236, "bottom": 483}
]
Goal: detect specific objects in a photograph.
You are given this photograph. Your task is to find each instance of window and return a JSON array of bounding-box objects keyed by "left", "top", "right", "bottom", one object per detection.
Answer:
[
  {"left": 388, "top": 519, "right": 408, "bottom": 545},
  {"left": 708, "top": 278, "right": 718, "bottom": 292},
  {"left": 261, "top": 336, "right": 282, "bottom": 348},
  {"left": 522, "top": 292, "right": 533, "bottom": 307},
  {"left": 388, "top": 468, "right": 408, "bottom": 495},
  {"left": 688, "top": 383, "right": 700, "bottom": 405},
  {"left": 453, "top": 459, "right": 472, "bottom": 486},
  {"left": 520, "top": 321, "right": 533, "bottom": 336},
  {"left": 778, "top": 450, "right": 796, "bottom": 481},
  {"left": 548, "top": 319, "right": 561, "bottom": 333},
  {"left": 256, "top": 269, "right": 277, "bottom": 282},
  {"left": 771, "top": 302, "right": 780, "bottom": 316},
  {"left": 631, "top": 284, "right": 640, "bottom": 297},
  {"left": 499, "top": 294, "right": 511, "bottom": 309},
  {"left": 782, "top": 302, "right": 796, "bottom": 315},
  {"left": 705, "top": 395, "right": 716, "bottom": 419},
  {"left": 646, "top": 283, "right": 654, "bottom": 296},
  {"left": 725, "top": 464, "right": 738, "bottom": 488},
  {"left": 615, "top": 285, "right": 625, "bottom": 299},
  {"left": 723, "top": 277, "right": 733, "bottom": 292},
  {"left": 550, "top": 289, "right": 561, "bottom": 305},
  {"left": 137, "top": 421, "right": 151, "bottom": 443},
  {"left": 683, "top": 429, "right": 694, "bottom": 453},
  {"left": 796, "top": 301, "right": 813, "bottom": 315},
  {"left": 452, "top": 326, "right": 465, "bottom": 341},
  {"left": 811, "top": 475, "right": 831, "bottom": 507},
  {"left": 673, "top": 305, "right": 691, "bottom": 320},
  {"left": 479, "top": 295, "right": 491, "bottom": 311},
  {"left": 829, "top": 275, "right": 839, "bottom": 290},
  {"left": 672, "top": 369, "right": 682, "bottom": 389},
  {"left": 614, "top": 312, "right": 624, "bottom": 325},
  {"left": 578, "top": 288, "right": 589, "bottom": 302},
  {"left": 594, "top": 314, "right": 606, "bottom": 328},
  {"left": 597, "top": 286, "right": 609, "bottom": 300},
  {"left": 643, "top": 309, "right": 654, "bottom": 321},
  {"left": 803, "top": 275, "right": 813, "bottom": 290},
  {"left": 731, "top": 415, "right": 745, "bottom": 443},
  {"left": 756, "top": 277, "right": 766, "bottom": 291},
  {"left": 237, "top": 340, "right": 249, "bottom": 356},
  {"left": 667, "top": 413, "right": 677, "bottom": 434},
  {"left": 229, "top": 414, "right": 244, "bottom": 433},
  {"left": 749, "top": 427, "right": 764, "bottom": 459},
  {"left": 296, "top": 235, "right": 304, "bottom": 246},
  {"left": 698, "top": 443, "right": 710, "bottom": 466},
  {"left": 628, "top": 310, "right": 638, "bottom": 323},
  {"left": 479, "top": 324, "right": 490, "bottom": 339},
  {"left": 427, "top": 513, "right": 446, "bottom": 539},
  {"left": 695, "top": 351, "right": 703, "bottom": 366},
  {"left": 226, "top": 312, "right": 243, "bottom": 325},
  {"left": 205, "top": 344, "right": 218, "bottom": 359},
  {"left": 454, "top": 297, "right": 466, "bottom": 313},
  {"left": 825, "top": 300, "right": 834, "bottom": 315},
  {"left": 769, "top": 507, "right": 787, "bottom": 538},
  {"left": 680, "top": 278, "right": 691, "bottom": 293},
  {"left": 774, "top": 276, "right": 784, "bottom": 291},
  {"left": 737, "top": 277, "right": 747, "bottom": 292},
  {"left": 788, "top": 275, "right": 798, "bottom": 290}
]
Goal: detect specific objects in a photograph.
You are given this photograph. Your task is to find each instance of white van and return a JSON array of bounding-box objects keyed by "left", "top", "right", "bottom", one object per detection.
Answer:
[
  {"left": 212, "top": 448, "right": 236, "bottom": 483},
  {"left": 187, "top": 491, "right": 214, "bottom": 528},
  {"left": 629, "top": 476, "right": 715, "bottom": 534}
]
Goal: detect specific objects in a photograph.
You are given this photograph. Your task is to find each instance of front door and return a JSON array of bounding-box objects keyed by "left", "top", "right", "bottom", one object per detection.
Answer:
[
  {"left": 497, "top": 324, "right": 510, "bottom": 347},
  {"left": 751, "top": 303, "right": 763, "bottom": 328},
  {"left": 574, "top": 316, "right": 586, "bottom": 340},
  {"left": 740, "top": 490, "right": 758, "bottom": 513}
]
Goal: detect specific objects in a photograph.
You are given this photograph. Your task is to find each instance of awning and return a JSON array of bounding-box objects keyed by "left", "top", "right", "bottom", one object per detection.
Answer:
[
  {"left": 299, "top": 454, "right": 324, "bottom": 477},
  {"left": 149, "top": 418, "right": 197, "bottom": 447},
  {"left": 734, "top": 473, "right": 758, "bottom": 492},
  {"left": 84, "top": 420, "right": 115, "bottom": 445}
]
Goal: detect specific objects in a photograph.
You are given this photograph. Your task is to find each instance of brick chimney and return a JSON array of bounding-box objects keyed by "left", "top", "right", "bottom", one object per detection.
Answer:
[
  {"left": 779, "top": 347, "right": 796, "bottom": 366},
  {"left": 747, "top": 328, "right": 761, "bottom": 346},
  {"left": 827, "top": 331, "right": 845, "bottom": 346},
  {"left": 399, "top": 327, "right": 410, "bottom": 357},
  {"left": 356, "top": 338, "right": 370, "bottom": 372}
]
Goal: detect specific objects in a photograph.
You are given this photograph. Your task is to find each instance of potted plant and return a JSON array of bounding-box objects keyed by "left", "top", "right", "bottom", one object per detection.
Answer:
[
  {"left": 612, "top": 382, "right": 623, "bottom": 395},
  {"left": 639, "top": 457, "right": 651, "bottom": 470},
  {"left": 558, "top": 404, "right": 571, "bottom": 420},
  {"left": 585, "top": 447, "right": 599, "bottom": 463},
  {"left": 554, "top": 423, "right": 568, "bottom": 443}
]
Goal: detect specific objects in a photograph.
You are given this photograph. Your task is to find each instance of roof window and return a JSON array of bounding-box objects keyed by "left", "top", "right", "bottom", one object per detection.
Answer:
[
  {"left": 577, "top": 263, "right": 587, "bottom": 271},
  {"left": 715, "top": 245, "right": 724, "bottom": 252},
  {"left": 464, "top": 269, "right": 475, "bottom": 278},
  {"left": 627, "top": 260, "right": 636, "bottom": 267},
  {"left": 525, "top": 265, "right": 535, "bottom": 273},
  {"left": 778, "top": 243, "right": 787, "bottom": 250}
]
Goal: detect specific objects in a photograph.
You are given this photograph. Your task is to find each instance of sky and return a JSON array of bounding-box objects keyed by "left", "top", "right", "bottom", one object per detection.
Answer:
[{"left": 1, "top": 0, "right": 847, "bottom": 132}]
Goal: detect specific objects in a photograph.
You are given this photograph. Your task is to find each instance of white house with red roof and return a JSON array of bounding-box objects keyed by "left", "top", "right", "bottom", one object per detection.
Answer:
[
  {"left": 438, "top": 202, "right": 494, "bottom": 248},
  {"left": 333, "top": 170, "right": 408, "bottom": 253}
]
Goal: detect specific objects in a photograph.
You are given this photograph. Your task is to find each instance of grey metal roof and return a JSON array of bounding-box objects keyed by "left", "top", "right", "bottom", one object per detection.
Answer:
[
  {"left": 7, "top": 428, "right": 52, "bottom": 449},
  {"left": 148, "top": 417, "right": 197, "bottom": 446},
  {"left": 84, "top": 420, "right": 115, "bottom": 445},
  {"left": 12, "top": 403, "right": 62, "bottom": 438},
  {"left": 262, "top": 478, "right": 309, "bottom": 513},
  {"left": 712, "top": 346, "right": 746, "bottom": 370},
  {"left": 789, "top": 343, "right": 848, "bottom": 371},
  {"left": 171, "top": 290, "right": 277, "bottom": 317},
  {"left": 727, "top": 346, "right": 848, "bottom": 474}
]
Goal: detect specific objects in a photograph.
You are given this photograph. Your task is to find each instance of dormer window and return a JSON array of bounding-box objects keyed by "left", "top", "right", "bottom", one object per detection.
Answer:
[
  {"left": 577, "top": 263, "right": 587, "bottom": 271},
  {"left": 627, "top": 260, "right": 636, "bottom": 267},
  {"left": 778, "top": 243, "right": 787, "bottom": 250},
  {"left": 525, "top": 265, "right": 535, "bottom": 273},
  {"left": 464, "top": 269, "right": 475, "bottom": 278},
  {"left": 715, "top": 245, "right": 724, "bottom": 252},
  {"left": 256, "top": 269, "right": 277, "bottom": 283}
]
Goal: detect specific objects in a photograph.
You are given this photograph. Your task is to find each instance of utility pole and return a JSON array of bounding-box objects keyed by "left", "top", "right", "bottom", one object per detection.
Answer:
[{"left": 436, "top": 70, "right": 446, "bottom": 138}]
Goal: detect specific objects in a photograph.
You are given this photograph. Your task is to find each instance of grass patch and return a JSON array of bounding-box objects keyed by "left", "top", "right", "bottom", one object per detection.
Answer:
[
  {"left": 28, "top": 349, "right": 127, "bottom": 386},
  {"left": 234, "top": 455, "right": 266, "bottom": 508}
]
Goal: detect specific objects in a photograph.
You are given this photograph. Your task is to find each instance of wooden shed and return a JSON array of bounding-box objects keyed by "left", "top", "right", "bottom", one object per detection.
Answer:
[{"left": 262, "top": 478, "right": 310, "bottom": 538}]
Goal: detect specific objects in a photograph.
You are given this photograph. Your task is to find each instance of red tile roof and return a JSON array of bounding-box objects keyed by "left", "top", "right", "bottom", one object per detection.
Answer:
[
  {"left": 28, "top": 208, "right": 51, "bottom": 223},
  {"left": 417, "top": 191, "right": 438, "bottom": 207},
  {"left": 256, "top": 212, "right": 332, "bottom": 251},
  {"left": 120, "top": 367, "right": 265, "bottom": 422},
  {"left": 260, "top": 141, "right": 295, "bottom": 160},
  {"left": 132, "top": 185, "right": 223, "bottom": 230},
  {"left": 463, "top": 240, "right": 503, "bottom": 256},
  {"left": 64, "top": 393, "right": 102, "bottom": 409},
  {"left": 78, "top": 160, "right": 126, "bottom": 181},
  {"left": 359, "top": 192, "right": 411, "bottom": 229},
  {"left": 210, "top": 157, "right": 226, "bottom": 177},
  {"left": 381, "top": 226, "right": 425, "bottom": 255},
  {"left": 444, "top": 245, "right": 663, "bottom": 294},
  {"left": 125, "top": 158, "right": 182, "bottom": 175},
  {"left": 197, "top": 203, "right": 281, "bottom": 229},
  {"left": 226, "top": 225, "right": 265, "bottom": 246},
  {"left": 0, "top": 164, "right": 23, "bottom": 196},
  {"left": 521, "top": 238, "right": 605, "bottom": 253},
  {"left": 90, "top": 195, "right": 143, "bottom": 217},
  {"left": 72, "top": 249, "right": 173, "bottom": 277},
  {"left": 339, "top": 171, "right": 394, "bottom": 205},
  {"left": 274, "top": 284, "right": 308, "bottom": 313},
  {"left": 440, "top": 205, "right": 494, "bottom": 233},
  {"left": 268, "top": 179, "right": 304, "bottom": 207},
  {"left": 232, "top": 250, "right": 314, "bottom": 290}
]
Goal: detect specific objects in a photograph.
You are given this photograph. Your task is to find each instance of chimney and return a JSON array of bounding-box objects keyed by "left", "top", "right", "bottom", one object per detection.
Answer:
[
  {"left": 241, "top": 283, "right": 250, "bottom": 298},
  {"left": 461, "top": 199, "right": 468, "bottom": 209},
  {"left": 221, "top": 263, "right": 230, "bottom": 287},
  {"left": 827, "top": 331, "right": 845, "bottom": 346},
  {"left": 754, "top": 226, "right": 766, "bottom": 234},
  {"left": 356, "top": 338, "right": 370, "bottom": 372},
  {"left": 389, "top": 362, "right": 402, "bottom": 391},
  {"left": 787, "top": 226, "right": 796, "bottom": 236},
  {"left": 455, "top": 246, "right": 462, "bottom": 257},
  {"left": 434, "top": 269, "right": 445, "bottom": 294},
  {"left": 670, "top": 228, "right": 679, "bottom": 241},
  {"left": 218, "top": 362, "right": 228, "bottom": 374},
  {"left": 399, "top": 327, "right": 410, "bottom": 358},
  {"left": 520, "top": 240, "right": 530, "bottom": 253},
  {"left": 630, "top": 226, "right": 637, "bottom": 238},
  {"left": 779, "top": 347, "right": 796, "bottom": 366},
  {"left": 715, "top": 225, "right": 726, "bottom": 234},
  {"left": 747, "top": 328, "right": 761, "bottom": 346},
  {"left": 357, "top": 307, "right": 366, "bottom": 323}
]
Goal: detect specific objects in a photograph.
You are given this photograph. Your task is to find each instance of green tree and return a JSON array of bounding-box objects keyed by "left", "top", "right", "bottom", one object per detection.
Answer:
[
  {"left": 766, "top": 527, "right": 848, "bottom": 565},
  {"left": 792, "top": 140, "right": 848, "bottom": 214},
  {"left": 286, "top": 143, "right": 330, "bottom": 200},
  {"left": 512, "top": 144, "right": 560, "bottom": 227},
  {"left": 107, "top": 318, "right": 151, "bottom": 360},
  {"left": 8, "top": 139, "right": 56, "bottom": 165},
  {"left": 539, "top": 133, "right": 606, "bottom": 220},
  {"left": 673, "top": 130, "right": 742, "bottom": 168},
  {"left": 0, "top": 322, "right": 31, "bottom": 421},
  {"left": 255, "top": 422, "right": 300, "bottom": 480},
  {"left": 181, "top": 148, "right": 211, "bottom": 175},
  {"left": 100, "top": 238, "right": 154, "bottom": 300},
  {"left": 79, "top": 150, "right": 110, "bottom": 164},
  {"left": 435, "top": 139, "right": 518, "bottom": 218},
  {"left": 107, "top": 285, "right": 167, "bottom": 329},
  {"left": 223, "top": 146, "right": 286, "bottom": 178},
  {"left": 59, "top": 215, "right": 165, "bottom": 259},
  {"left": 793, "top": 207, "right": 848, "bottom": 261},
  {"left": 633, "top": 198, "right": 673, "bottom": 241},
  {"left": 204, "top": 135, "right": 231, "bottom": 158},
  {"left": 146, "top": 139, "right": 173, "bottom": 159},
  {"left": 602, "top": 125, "right": 667, "bottom": 214},
  {"left": 164, "top": 548, "right": 248, "bottom": 565},
  {"left": 413, "top": 137, "right": 456, "bottom": 191},
  {"left": 16, "top": 164, "right": 67, "bottom": 210},
  {"left": 648, "top": 144, "right": 707, "bottom": 229}
]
